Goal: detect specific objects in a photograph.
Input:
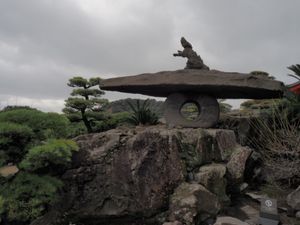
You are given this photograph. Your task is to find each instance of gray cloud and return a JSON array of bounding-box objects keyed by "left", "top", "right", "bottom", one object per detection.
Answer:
[{"left": 0, "top": 0, "right": 299, "bottom": 111}]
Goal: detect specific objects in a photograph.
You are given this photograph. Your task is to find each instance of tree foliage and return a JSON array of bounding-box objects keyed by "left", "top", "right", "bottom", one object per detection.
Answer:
[
  {"left": 0, "top": 172, "right": 63, "bottom": 223},
  {"left": 287, "top": 64, "right": 300, "bottom": 80},
  {"left": 0, "top": 107, "right": 78, "bottom": 224},
  {"left": 20, "top": 139, "right": 78, "bottom": 174},
  {"left": 64, "top": 76, "right": 108, "bottom": 133},
  {"left": 0, "top": 122, "right": 34, "bottom": 165},
  {"left": 0, "top": 107, "right": 69, "bottom": 140}
]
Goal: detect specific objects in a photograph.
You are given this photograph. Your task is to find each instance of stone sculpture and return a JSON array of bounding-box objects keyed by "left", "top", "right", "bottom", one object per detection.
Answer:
[
  {"left": 100, "top": 39, "right": 284, "bottom": 128},
  {"left": 173, "top": 37, "right": 210, "bottom": 70}
]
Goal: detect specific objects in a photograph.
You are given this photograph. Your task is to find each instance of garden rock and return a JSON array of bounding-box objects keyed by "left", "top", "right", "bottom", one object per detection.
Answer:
[
  {"left": 287, "top": 185, "right": 300, "bottom": 211},
  {"left": 163, "top": 221, "right": 183, "bottom": 225},
  {"left": 63, "top": 127, "right": 185, "bottom": 220},
  {"left": 168, "top": 182, "right": 220, "bottom": 225},
  {"left": 207, "top": 129, "right": 237, "bottom": 161},
  {"left": 31, "top": 126, "right": 245, "bottom": 225},
  {"left": 213, "top": 216, "right": 249, "bottom": 225},
  {"left": 194, "top": 163, "right": 229, "bottom": 204},
  {"left": 226, "top": 146, "right": 253, "bottom": 183}
]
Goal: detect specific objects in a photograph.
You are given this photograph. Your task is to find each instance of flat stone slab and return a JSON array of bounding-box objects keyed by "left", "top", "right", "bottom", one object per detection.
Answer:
[{"left": 100, "top": 69, "right": 284, "bottom": 99}]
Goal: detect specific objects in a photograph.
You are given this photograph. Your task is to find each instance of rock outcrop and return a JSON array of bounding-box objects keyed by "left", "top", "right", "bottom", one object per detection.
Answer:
[{"left": 31, "top": 126, "right": 254, "bottom": 225}]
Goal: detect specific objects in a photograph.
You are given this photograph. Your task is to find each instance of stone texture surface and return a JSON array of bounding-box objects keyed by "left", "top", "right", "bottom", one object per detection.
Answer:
[
  {"left": 194, "top": 163, "right": 229, "bottom": 204},
  {"left": 168, "top": 182, "right": 220, "bottom": 225},
  {"left": 100, "top": 69, "right": 284, "bottom": 99},
  {"left": 0, "top": 165, "right": 19, "bottom": 177},
  {"left": 163, "top": 221, "right": 183, "bottom": 225},
  {"left": 207, "top": 129, "right": 237, "bottom": 161},
  {"left": 213, "top": 216, "right": 249, "bottom": 225},
  {"left": 226, "top": 146, "right": 253, "bottom": 183},
  {"left": 63, "top": 127, "right": 185, "bottom": 220},
  {"left": 287, "top": 185, "right": 300, "bottom": 210}
]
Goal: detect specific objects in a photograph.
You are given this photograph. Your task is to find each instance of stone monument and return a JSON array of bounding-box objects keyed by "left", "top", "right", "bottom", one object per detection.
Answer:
[{"left": 100, "top": 39, "right": 284, "bottom": 128}]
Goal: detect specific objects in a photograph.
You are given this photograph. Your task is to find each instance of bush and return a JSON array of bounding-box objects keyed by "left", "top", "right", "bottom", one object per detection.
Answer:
[
  {"left": 127, "top": 99, "right": 159, "bottom": 125},
  {"left": 66, "top": 121, "right": 87, "bottom": 138},
  {"left": 250, "top": 107, "right": 300, "bottom": 187},
  {"left": 0, "top": 108, "right": 70, "bottom": 140},
  {"left": 0, "top": 122, "right": 34, "bottom": 164},
  {"left": 20, "top": 139, "right": 78, "bottom": 174},
  {"left": 0, "top": 106, "right": 78, "bottom": 224},
  {"left": 0, "top": 172, "right": 63, "bottom": 223},
  {"left": 93, "top": 112, "right": 131, "bottom": 132}
]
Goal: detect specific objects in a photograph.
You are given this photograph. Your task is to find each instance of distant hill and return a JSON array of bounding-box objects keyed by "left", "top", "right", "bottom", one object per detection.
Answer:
[{"left": 104, "top": 98, "right": 165, "bottom": 117}]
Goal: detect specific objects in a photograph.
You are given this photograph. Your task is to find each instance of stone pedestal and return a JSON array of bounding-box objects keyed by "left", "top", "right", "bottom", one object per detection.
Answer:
[{"left": 164, "top": 93, "right": 219, "bottom": 128}]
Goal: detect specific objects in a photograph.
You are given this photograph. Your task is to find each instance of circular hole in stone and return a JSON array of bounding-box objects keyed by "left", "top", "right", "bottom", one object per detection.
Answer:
[{"left": 180, "top": 101, "right": 200, "bottom": 121}]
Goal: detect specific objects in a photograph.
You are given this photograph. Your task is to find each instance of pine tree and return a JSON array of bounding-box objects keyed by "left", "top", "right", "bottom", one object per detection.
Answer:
[{"left": 63, "top": 76, "right": 108, "bottom": 133}]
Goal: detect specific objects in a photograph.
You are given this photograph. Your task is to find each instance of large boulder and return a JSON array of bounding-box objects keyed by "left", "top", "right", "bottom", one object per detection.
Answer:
[
  {"left": 287, "top": 185, "right": 300, "bottom": 211},
  {"left": 168, "top": 182, "right": 220, "bottom": 225},
  {"left": 63, "top": 127, "right": 185, "bottom": 221}
]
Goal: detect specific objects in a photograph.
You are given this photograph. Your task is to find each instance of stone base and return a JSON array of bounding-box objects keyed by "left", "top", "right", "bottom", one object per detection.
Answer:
[{"left": 164, "top": 93, "right": 220, "bottom": 128}]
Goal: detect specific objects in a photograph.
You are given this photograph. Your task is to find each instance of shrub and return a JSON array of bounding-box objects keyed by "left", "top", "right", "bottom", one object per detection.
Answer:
[
  {"left": 250, "top": 107, "right": 300, "bottom": 187},
  {"left": 20, "top": 139, "right": 78, "bottom": 174},
  {"left": 66, "top": 121, "right": 87, "bottom": 138},
  {"left": 0, "top": 108, "right": 70, "bottom": 140},
  {"left": 127, "top": 99, "right": 159, "bottom": 125},
  {"left": 0, "top": 122, "right": 34, "bottom": 164},
  {"left": 93, "top": 112, "right": 131, "bottom": 132},
  {"left": 0, "top": 172, "right": 63, "bottom": 223}
]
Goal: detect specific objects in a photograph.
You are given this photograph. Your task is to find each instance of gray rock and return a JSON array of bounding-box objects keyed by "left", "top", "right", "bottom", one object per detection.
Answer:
[
  {"left": 213, "top": 216, "right": 249, "bottom": 225},
  {"left": 0, "top": 165, "right": 19, "bottom": 177},
  {"left": 163, "top": 221, "right": 183, "bottom": 225},
  {"left": 100, "top": 69, "right": 284, "bottom": 99},
  {"left": 174, "top": 128, "right": 237, "bottom": 171},
  {"left": 296, "top": 211, "right": 300, "bottom": 218},
  {"left": 226, "top": 146, "right": 253, "bottom": 182},
  {"left": 63, "top": 127, "right": 185, "bottom": 220},
  {"left": 168, "top": 182, "right": 220, "bottom": 225},
  {"left": 194, "top": 163, "right": 229, "bottom": 204},
  {"left": 207, "top": 129, "right": 237, "bottom": 161},
  {"left": 287, "top": 185, "right": 300, "bottom": 211},
  {"left": 245, "top": 192, "right": 268, "bottom": 202}
]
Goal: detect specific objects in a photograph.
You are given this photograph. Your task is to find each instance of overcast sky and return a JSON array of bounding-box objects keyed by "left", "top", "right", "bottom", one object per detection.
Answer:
[{"left": 0, "top": 0, "right": 299, "bottom": 112}]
